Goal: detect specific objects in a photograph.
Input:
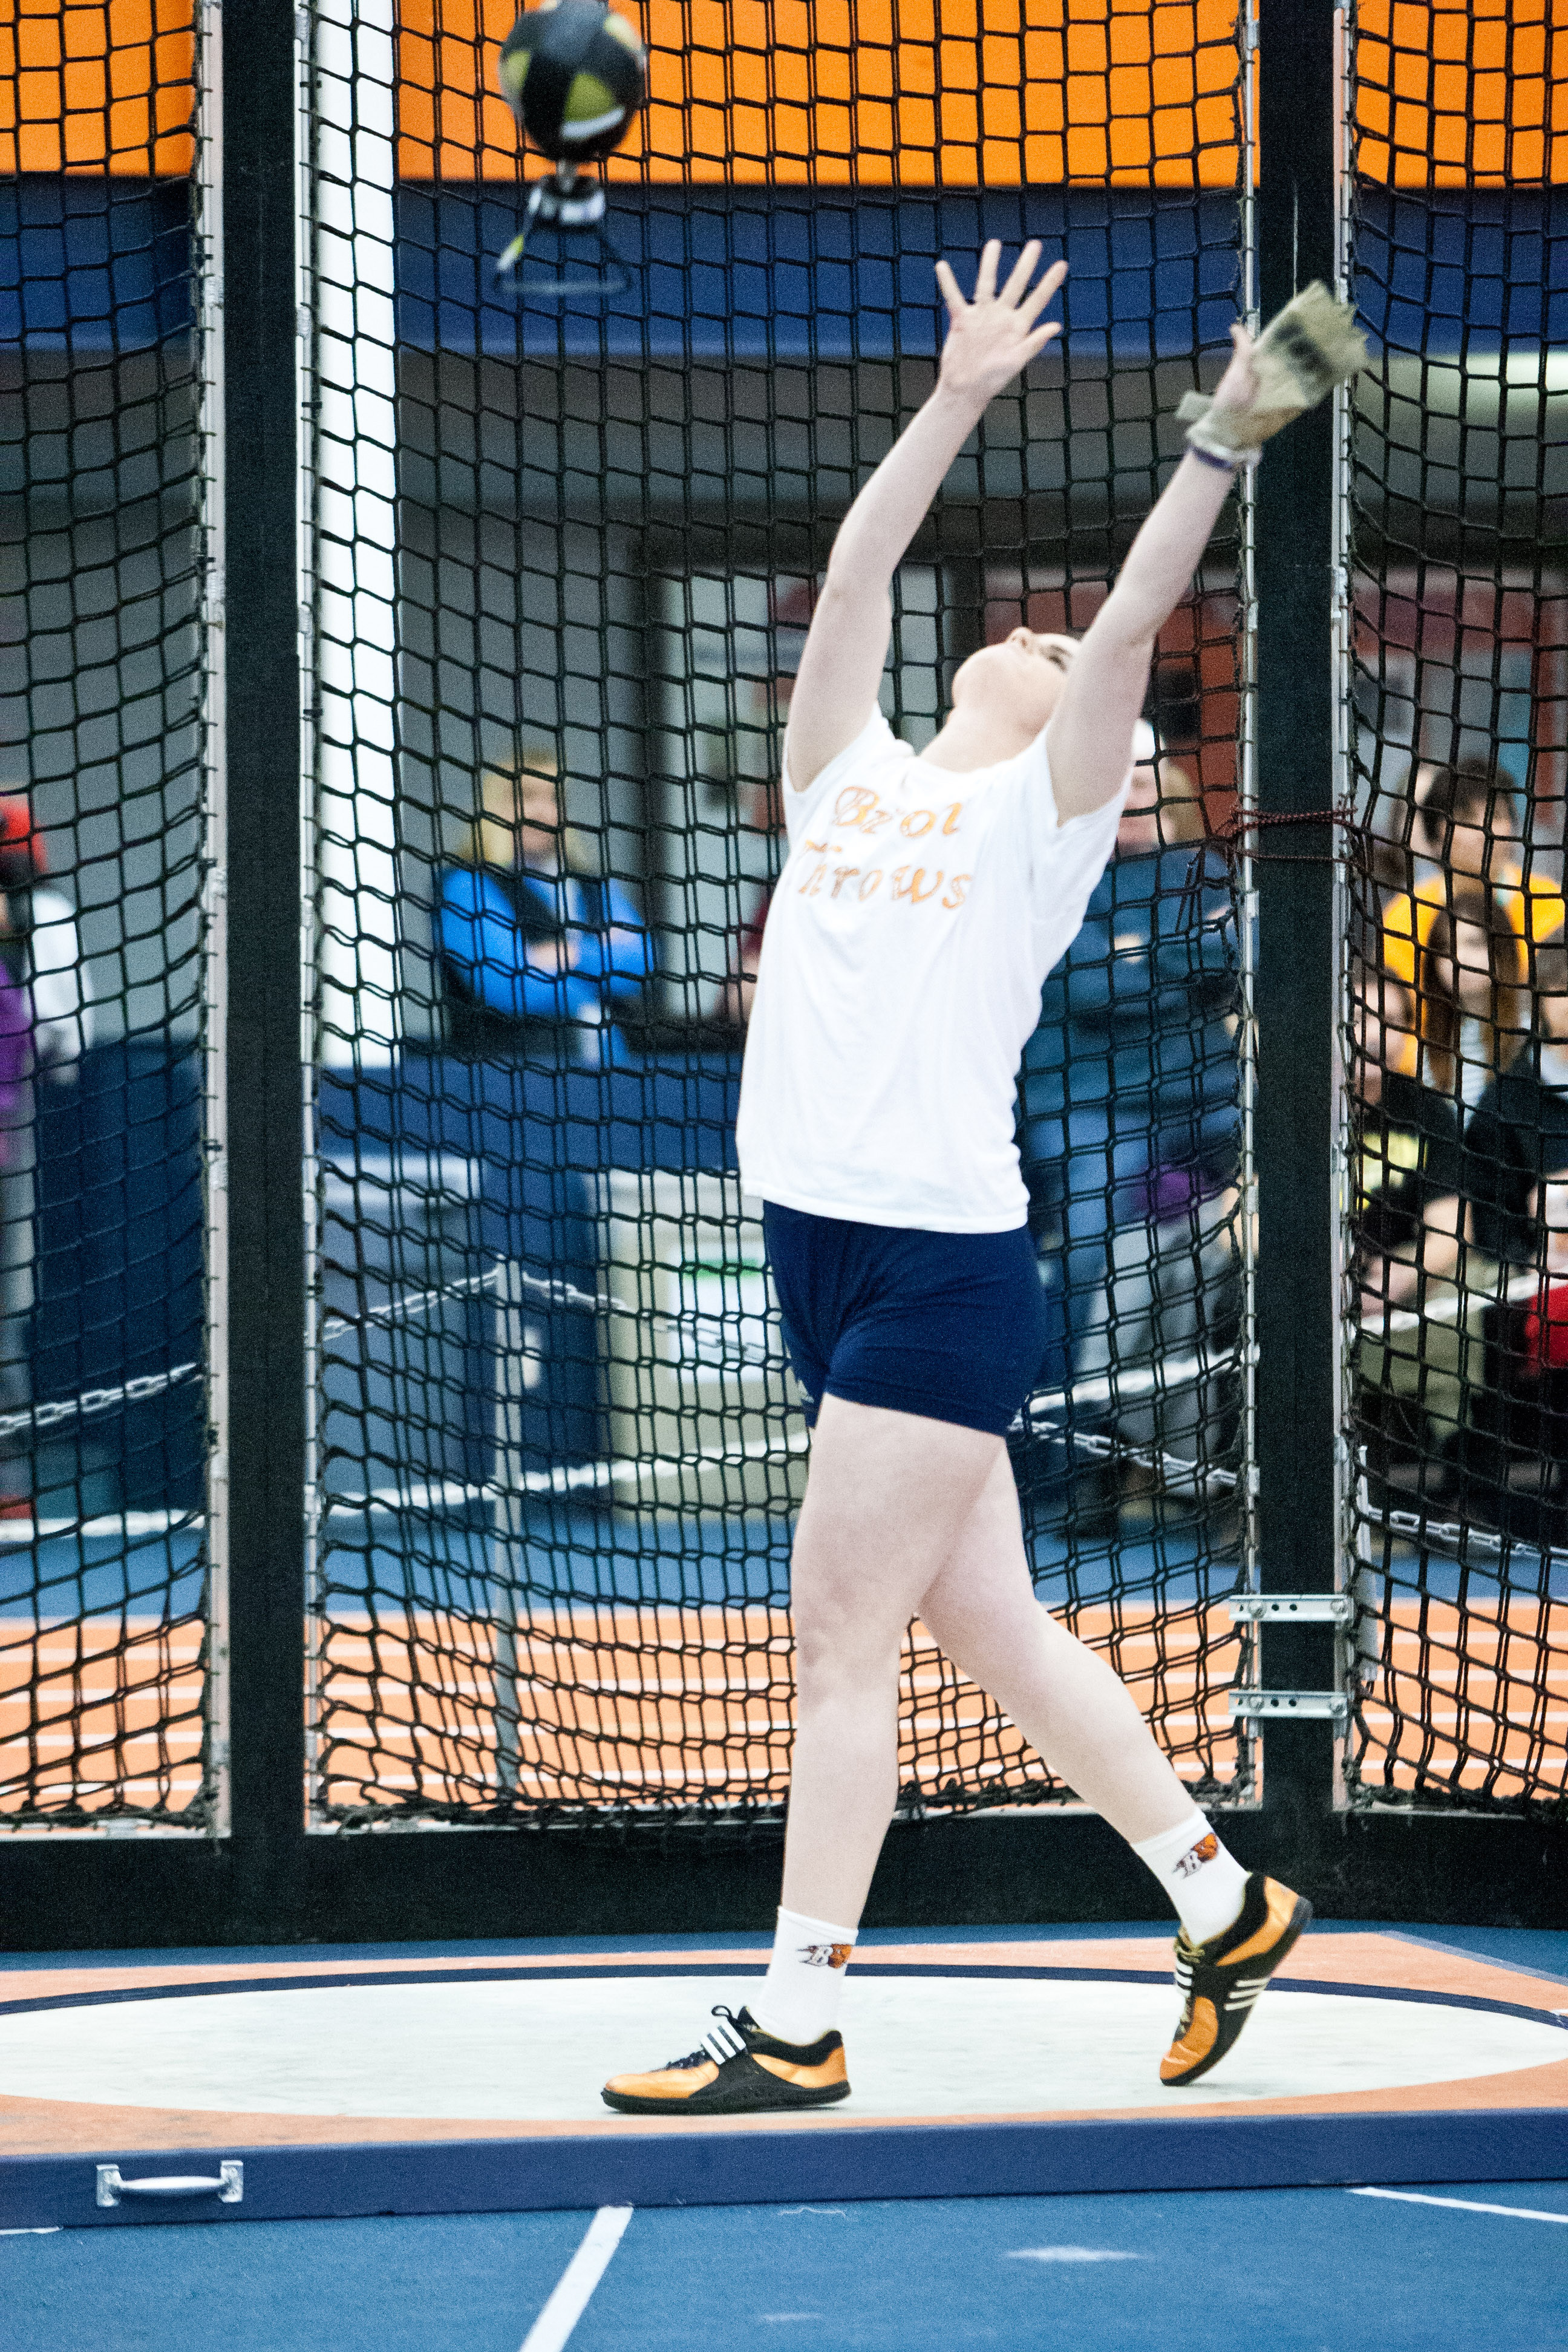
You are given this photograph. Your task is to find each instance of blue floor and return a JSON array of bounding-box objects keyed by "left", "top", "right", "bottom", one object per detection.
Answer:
[{"left": 8, "top": 2184, "right": 1566, "bottom": 2352}]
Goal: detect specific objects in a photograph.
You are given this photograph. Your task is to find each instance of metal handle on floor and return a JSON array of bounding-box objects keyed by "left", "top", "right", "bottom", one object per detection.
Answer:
[{"left": 97, "top": 2161, "right": 243, "bottom": 2207}]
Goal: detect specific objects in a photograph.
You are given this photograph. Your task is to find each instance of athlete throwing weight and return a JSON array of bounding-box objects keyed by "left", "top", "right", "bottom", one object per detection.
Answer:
[{"left": 603, "top": 245, "right": 1362, "bottom": 2114}]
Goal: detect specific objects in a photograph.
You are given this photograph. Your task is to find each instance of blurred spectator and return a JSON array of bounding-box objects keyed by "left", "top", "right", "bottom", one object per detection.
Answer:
[
  {"left": 1351, "top": 973, "right": 1463, "bottom": 1317},
  {"left": 0, "top": 799, "right": 84, "bottom": 1520},
  {"left": 439, "top": 750, "right": 653, "bottom": 1065},
  {"left": 1020, "top": 724, "right": 1240, "bottom": 1375},
  {"left": 0, "top": 802, "right": 94, "bottom": 1077},
  {"left": 1463, "top": 939, "right": 1568, "bottom": 1272},
  {"left": 1417, "top": 893, "right": 1529, "bottom": 1110},
  {"left": 1463, "top": 1138, "right": 1568, "bottom": 1546},
  {"left": 717, "top": 771, "right": 785, "bottom": 1030},
  {"left": 0, "top": 876, "right": 34, "bottom": 1517},
  {"left": 1486, "top": 1174, "right": 1568, "bottom": 1539},
  {"left": 1350, "top": 970, "right": 1469, "bottom": 1503},
  {"left": 1382, "top": 755, "right": 1563, "bottom": 1006},
  {"left": 1364, "top": 756, "right": 1437, "bottom": 909}
]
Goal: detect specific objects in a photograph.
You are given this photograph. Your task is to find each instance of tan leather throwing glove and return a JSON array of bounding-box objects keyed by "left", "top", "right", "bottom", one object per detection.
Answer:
[{"left": 1178, "top": 282, "right": 1368, "bottom": 465}]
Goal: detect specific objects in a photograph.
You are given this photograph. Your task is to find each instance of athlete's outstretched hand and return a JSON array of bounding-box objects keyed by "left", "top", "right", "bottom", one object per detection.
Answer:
[
  {"left": 934, "top": 241, "right": 1067, "bottom": 408},
  {"left": 785, "top": 243, "right": 1063, "bottom": 794}
]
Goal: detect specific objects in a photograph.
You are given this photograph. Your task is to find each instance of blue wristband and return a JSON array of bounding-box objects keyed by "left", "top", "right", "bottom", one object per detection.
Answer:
[{"left": 1187, "top": 440, "right": 1240, "bottom": 472}]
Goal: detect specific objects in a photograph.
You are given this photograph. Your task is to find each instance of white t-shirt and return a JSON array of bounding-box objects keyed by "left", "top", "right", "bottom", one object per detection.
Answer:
[{"left": 735, "top": 708, "right": 1126, "bottom": 1232}]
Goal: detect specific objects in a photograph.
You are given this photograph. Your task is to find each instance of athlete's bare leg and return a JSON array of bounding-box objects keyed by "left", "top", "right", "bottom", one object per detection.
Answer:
[
  {"left": 780, "top": 1396, "right": 998, "bottom": 1924},
  {"left": 917, "top": 1449, "right": 1197, "bottom": 1845},
  {"left": 781, "top": 1397, "right": 1195, "bottom": 1927}
]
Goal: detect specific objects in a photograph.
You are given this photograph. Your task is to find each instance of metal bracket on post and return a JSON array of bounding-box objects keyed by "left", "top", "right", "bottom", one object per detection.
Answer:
[
  {"left": 1230, "top": 1690, "right": 1350, "bottom": 1725},
  {"left": 1229, "top": 1597, "right": 1352, "bottom": 1728},
  {"left": 1227, "top": 1593, "right": 1353, "bottom": 1625}
]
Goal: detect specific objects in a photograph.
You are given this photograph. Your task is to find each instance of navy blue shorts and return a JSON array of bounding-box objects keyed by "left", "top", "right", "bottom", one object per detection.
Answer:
[{"left": 762, "top": 1202, "right": 1050, "bottom": 1438}]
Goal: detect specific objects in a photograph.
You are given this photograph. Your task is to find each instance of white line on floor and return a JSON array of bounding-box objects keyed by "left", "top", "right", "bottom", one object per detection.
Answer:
[
  {"left": 1350, "top": 2189, "right": 1568, "bottom": 2224},
  {"left": 520, "top": 2204, "right": 634, "bottom": 2352},
  {"left": 1007, "top": 2247, "right": 1144, "bottom": 2262}
]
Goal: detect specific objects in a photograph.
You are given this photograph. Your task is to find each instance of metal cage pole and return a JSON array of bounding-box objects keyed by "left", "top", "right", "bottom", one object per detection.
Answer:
[
  {"left": 197, "top": 0, "right": 231, "bottom": 1840},
  {"left": 491, "top": 1261, "right": 525, "bottom": 1804},
  {"left": 1246, "top": 0, "right": 1350, "bottom": 1836},
  {"left": 221, "top": 0, "right": 310, "bottom": 1915},
  {"left": 1233, "top": 0, "right": 1262, "bottom": 1804}
]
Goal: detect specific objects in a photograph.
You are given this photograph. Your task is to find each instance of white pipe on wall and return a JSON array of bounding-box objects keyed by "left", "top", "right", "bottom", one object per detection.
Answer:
[{"left": 313, "top": 0, "right": 400, "bottom": 1066}]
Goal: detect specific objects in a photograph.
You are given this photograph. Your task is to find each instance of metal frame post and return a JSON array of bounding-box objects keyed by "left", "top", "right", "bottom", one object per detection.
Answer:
[
  {"left": 197, "top": 0, "right": 231, "bottom": 1838},
  {"left": 221, "top": 0, "right": 309, "bottom": 1916},
  {"left": 8, "top": 5, "right": 1568, "bottom": 1945},
  {"left": 492, "top": 1260, "right": 524, "bottom": 1802},
  {"left": 1250, "top": 0, "right": 1348, "bottom": 1834}
]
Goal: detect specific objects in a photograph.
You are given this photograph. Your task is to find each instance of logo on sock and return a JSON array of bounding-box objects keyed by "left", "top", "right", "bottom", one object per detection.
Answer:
[
  {"left": 1174, "top": 1833, "right": 1220, "bottom": 1878},
  {"left": 798, "top": 1942, "right": 854, "bottom": 1970}
]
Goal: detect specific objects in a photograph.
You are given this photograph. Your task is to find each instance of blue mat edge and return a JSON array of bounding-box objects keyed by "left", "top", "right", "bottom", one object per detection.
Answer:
[
  {"left": 7, "top": 1923, "right": 1561, "bottom": 1971},
  {"left": 5, "top": 2109, "right": 1566, "bottom": 2230}
]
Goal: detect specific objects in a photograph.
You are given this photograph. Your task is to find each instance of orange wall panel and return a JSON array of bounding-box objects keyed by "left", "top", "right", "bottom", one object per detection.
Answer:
[
  {"left": 8, "top": 0, "right": 1567, "bottom": 189},
  {"left": 1354, "top": 0, "right": 1568, "bottom": 185},
  {"left": 0, "top": 0, "right": 194, "bottom": 174},
  {"left": 395, "top": 0, "right": 1244, "bottom": 188}
]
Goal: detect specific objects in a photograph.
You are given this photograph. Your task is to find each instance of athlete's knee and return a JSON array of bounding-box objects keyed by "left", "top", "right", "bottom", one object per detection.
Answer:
[{"left": 792, "top": 1584, "right": 904, "bottom": 1697}]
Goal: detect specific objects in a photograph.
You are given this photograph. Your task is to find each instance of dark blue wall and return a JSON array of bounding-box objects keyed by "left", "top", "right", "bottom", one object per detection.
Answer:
[
  {"left": 397, "top": 185, "right": 1243, "bottom": 362},
  {"left": 10, "top": 178, "right": 1566, "bottom": 361},
  {"left": 33, "top": 1042, "right": 204, "bottom": 1509},
  {"left": 1, "top": 177, "right": 193, "bottom": 350},
  {"left": 29, "top": 1045, "right": 745, "bottom": 1504}
]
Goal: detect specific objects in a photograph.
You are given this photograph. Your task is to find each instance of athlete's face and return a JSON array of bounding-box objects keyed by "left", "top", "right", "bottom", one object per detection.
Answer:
[{"left": 950, "top": 629, "right": 1076, "bottom": 733}]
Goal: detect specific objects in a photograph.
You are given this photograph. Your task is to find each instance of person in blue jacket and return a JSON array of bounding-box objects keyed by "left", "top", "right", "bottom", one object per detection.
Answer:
[
  {"left": 1020, "top": 727, "right": 1241, "bottom": 1376},
  {"left": 439, "top": 750, "right": 654, "bottom": 1063}
]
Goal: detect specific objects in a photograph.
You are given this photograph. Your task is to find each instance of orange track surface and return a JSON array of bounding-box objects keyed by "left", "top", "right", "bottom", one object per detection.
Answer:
[{"left": 1, "top": 1600, "right": 1563, "bottom": 1820}]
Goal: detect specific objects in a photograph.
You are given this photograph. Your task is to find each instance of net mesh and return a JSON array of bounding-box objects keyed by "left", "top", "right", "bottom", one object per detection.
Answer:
[
  {"left": 0, "top": 2, "right": 215, "bottom": 1829},
  {"left": 15, "top": 5, "right": 1561, "bottom": 1844},
  {"left": 304, "top": 0, "right": 1253, "bottom": 1826},
  {"left": 1347, "top": 0, "right": 1568, "bottom": 1818}
]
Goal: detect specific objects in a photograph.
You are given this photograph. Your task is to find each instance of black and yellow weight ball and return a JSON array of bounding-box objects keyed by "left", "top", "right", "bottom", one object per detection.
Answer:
[{"left": 498, "top": 1, "right": 647, "bottom": 166}]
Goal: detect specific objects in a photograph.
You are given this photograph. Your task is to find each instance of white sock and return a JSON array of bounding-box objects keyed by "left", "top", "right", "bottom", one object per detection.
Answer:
[
  {"left": 750, "top": 1907, "right": 859, "bottom": 2047},
  {"left": 1132, "top": 1814, "right": 1251, "bottom": 1945}
]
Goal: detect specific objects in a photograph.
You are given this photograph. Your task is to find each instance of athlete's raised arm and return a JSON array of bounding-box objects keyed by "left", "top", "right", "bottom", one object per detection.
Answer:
[
  {"left": 786, "top": 240, "right": 1067, "bottom": 794},
  {"left": 1042, "top": 327, "right": 1257, "bottom": 825}
]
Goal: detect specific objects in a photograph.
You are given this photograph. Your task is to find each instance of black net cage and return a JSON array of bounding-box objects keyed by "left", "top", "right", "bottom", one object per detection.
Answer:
[
  {"left": 303, "top": 0, "right": 1253, "bottom": 1828},
  {"left": 1346, "top": 0, "right": 1568, "bottom": 1820},
  {"left": 5, "top": 0, "right": 1563, "bottom": 1846},
  {"left": 0, "top": 2, "right": 219, "bottom": 1831}
]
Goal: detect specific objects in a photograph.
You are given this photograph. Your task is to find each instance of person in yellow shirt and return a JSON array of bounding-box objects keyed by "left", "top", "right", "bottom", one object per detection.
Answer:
[
  {"left": 1381, "top": 756, "right": 1564, "bottom": 1007},
  {"left": 1351, "top": 970, "right": 1474, "bottom": 1511},
  {"left": 1416, "top": 894, "right": 1530, "bottom": 1110}
]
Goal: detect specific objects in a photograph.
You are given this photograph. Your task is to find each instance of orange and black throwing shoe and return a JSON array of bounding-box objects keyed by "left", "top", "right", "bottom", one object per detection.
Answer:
[
  {"left": 602, "top": 2003, "right": 850, "bottom": 2116},
  {"left": 1160, "top": 1872, "right": 1312, "bottom": 2088}
]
